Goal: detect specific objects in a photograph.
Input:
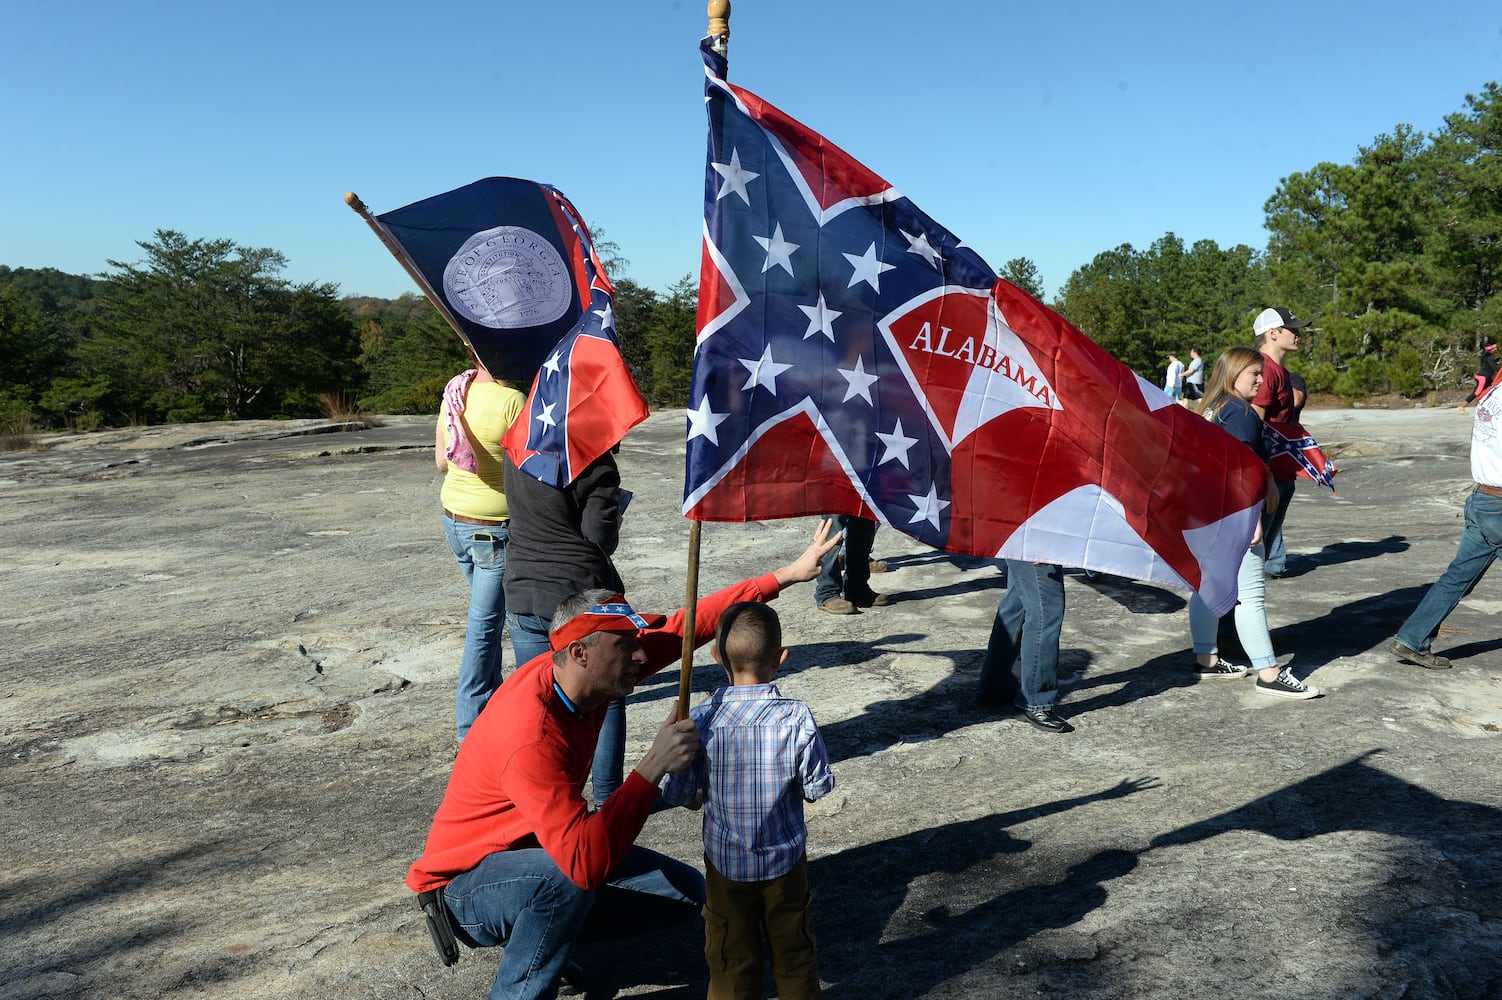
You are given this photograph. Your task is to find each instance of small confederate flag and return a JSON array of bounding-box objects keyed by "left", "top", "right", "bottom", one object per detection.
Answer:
[
  {"left": 1265, "top": 420, "right": 1338, "bottom": 492},
  {"left": 684, "top": 38, "right": 1269, "bottom": 616},
  {"left": 500, "top": 189, "right": 649, "bottom": 487}
]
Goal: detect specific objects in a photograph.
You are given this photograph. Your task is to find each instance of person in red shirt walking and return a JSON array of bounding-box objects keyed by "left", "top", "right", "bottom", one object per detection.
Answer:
[{"left": 1250, "top": 306, "right": 1312, "bottom": 577}]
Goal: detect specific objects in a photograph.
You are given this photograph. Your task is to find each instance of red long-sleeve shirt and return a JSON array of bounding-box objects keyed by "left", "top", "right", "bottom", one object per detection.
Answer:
[{"left": 406, "top": 573, "right": 781, "bottom": 893}]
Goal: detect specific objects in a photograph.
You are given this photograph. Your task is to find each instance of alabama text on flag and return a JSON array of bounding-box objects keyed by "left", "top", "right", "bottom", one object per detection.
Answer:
[{"left": 683, "top": 39, "right": 1269, "bottom": 616}]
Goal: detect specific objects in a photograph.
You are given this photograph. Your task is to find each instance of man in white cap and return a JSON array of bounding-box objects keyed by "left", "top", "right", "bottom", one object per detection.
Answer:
[
  {"left": 1251, "top": 306, "right": 1312, "bottom": 577},
  {"left": 406, "top": 521, "right": 837, "bottom": 999}
]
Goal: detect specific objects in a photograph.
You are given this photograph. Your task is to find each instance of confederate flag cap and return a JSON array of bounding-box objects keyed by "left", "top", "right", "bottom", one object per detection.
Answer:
[
  {"left": 548, "top": 597, "right": 667, "bottom": 651},
  {"left": 1253, "top": 307, "right": 1312, "bottom": 337}
]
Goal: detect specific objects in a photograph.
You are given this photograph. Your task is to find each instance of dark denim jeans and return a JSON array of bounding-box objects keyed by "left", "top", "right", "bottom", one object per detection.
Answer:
[
  {"left": 814, "top": 514, "right": 876, "bottom": 604},
  {"left": 978, "top": 561, "right": 1065, "bottom": 711},
  {"left": 444, "top": 845, "right": 705, "bottom": 1000},
  {"left": 1262, "top": 479, "right": 1297, "bottom": 575},
  {"left": 1397, "top": 489, "right": 1502, "bottom": 654}
]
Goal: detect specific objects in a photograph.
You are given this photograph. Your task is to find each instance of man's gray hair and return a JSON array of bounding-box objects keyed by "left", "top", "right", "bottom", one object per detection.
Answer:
[{"left": 550, "top": 588, "right": 621, "bottom": 637}]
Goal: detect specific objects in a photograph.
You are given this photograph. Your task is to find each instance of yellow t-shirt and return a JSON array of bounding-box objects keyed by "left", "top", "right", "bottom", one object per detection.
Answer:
[{"left": 439, "top": 381, "right": 526, "bottom": 521}]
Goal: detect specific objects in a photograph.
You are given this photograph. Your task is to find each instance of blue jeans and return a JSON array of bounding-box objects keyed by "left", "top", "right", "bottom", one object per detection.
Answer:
[
  {"left": 444, "top": 516, "right": 509, "bottom": 740},
  {"left": 443, "top": 846, "right": 705, "bottom": 1000},
  {"left": 978, "top": 561, "right": 1065, "bottom": 711},
  {"left": 509, "top": 611, "right": 625, "bottom": 806},
  {"left": 1397, "top": 490, "right": 1502, "bottom": 653},
  {"left": 814, "top": 515, "right": 877, "bottom": 604},
  {"left": 1262, "top": 479, "right": 1297, "bottom": 575},
  {"left": 508, "top": 612, "right": 553, "bottom": 668},
  {"left": 1189, "top": 542, "right": 1277, "bottom": 670}
]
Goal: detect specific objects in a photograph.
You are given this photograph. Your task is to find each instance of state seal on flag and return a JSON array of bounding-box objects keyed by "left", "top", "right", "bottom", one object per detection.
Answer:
[{"left": 443, "top": 226, "right": 572, "bottom": 329}]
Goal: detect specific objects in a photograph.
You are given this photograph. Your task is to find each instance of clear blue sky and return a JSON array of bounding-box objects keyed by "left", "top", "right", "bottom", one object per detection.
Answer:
[{"left": 4, "top": 1, "right": 1500, "bottom": 302}]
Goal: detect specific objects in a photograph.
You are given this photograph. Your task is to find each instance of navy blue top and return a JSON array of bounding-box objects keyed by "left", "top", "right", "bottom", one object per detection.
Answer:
[{"left": 1210, "top": 396, "right": 1269, "bottom": 461}]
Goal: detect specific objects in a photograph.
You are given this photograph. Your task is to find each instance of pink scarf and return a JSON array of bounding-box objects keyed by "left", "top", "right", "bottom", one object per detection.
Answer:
[{"left": 442, "top": 370, "right": 480, "bottom": 473}]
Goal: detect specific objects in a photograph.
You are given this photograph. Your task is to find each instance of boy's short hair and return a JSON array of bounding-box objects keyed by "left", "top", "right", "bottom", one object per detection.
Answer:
[{"left": 716, "top": 602, "right": 782, "bottom": 675}]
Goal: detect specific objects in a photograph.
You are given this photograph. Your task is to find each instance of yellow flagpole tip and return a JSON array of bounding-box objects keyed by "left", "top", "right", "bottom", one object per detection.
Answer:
[{"left": 707, "top": 0, "right": 730, "bottom": 40}]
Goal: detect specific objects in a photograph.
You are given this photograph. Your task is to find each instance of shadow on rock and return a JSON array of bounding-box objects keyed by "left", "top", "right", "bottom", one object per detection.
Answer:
[
  {"left": 0, "top": 840, "right": 235, "bottom": 996},
  {"left": 1061, "top": 648, "right": 1202, "bottom": 717},
  {"left": 1275, "top": 534, "right": 1410, "bottom": 580},
  {"left": 811, "top": 779, "right": 1156, "bottom": 998},
  {"left": 1149, "top": 751, "right": 1502, "bottom": 1000},
  {"left": 1071, "top": 573, "right": 1188, "bottom": 615},
  {"left": 1268, "top": 584, "right": 1434, "bottom": 676},
  {"left": 640, "top": 635, "right": 1007, "bottom": 765}
]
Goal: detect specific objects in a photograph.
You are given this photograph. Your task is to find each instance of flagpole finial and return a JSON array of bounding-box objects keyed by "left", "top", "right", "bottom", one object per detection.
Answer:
[
  {"left": 707, "top": 0, "right": 730, "bottom": 52},
  {"left": 344, "top": 192, "right": 366, "bottom": 213}
]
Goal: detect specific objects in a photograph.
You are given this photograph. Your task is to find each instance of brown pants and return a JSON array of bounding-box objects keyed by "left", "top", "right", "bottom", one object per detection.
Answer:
[{"left": 704, "top": 854, "right": 822, "bottom": 1000}]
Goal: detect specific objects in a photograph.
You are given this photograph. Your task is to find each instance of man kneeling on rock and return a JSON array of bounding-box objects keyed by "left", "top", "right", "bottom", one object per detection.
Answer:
[{"left": 406, "top": 522, "right": 838, "bottom": 999}]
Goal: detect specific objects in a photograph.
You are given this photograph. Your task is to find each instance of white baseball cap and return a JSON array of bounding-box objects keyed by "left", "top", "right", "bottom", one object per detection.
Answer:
[{"left": 1253, "top": 307, "right": 1311, "bottom": 337}]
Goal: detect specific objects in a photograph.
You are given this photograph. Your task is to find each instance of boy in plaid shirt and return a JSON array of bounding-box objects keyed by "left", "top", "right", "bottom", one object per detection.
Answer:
[{"left": 661, "top": 601, "right": 834, "bottom": 999}]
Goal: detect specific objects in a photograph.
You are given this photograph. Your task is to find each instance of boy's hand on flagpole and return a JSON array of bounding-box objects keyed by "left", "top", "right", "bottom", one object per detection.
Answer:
[{"left": 774, "top": 518, "right": 843, "bottom": 587}]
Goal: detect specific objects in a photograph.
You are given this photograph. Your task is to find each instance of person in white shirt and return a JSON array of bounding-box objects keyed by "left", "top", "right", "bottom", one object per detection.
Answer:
[
  {"left": 1164, "top": 353, "right": 1185, "bottom": 401},
  {"left": 1393, "top": 380, "right": 1502, "bottom": 670},
  {"left": 1181, "top": 347, "right": 1205, "bottom": 405}
]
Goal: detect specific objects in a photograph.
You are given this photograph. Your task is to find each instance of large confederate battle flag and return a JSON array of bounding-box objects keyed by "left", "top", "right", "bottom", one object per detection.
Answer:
[{"left": 683, "top": 39, "right": 1268, "bottom": 616}]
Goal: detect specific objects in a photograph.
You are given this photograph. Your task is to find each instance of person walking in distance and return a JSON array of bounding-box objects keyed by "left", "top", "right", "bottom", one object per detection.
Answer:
[{"left": 1394, "top": 377, "right": 1502, "bottom": 669}]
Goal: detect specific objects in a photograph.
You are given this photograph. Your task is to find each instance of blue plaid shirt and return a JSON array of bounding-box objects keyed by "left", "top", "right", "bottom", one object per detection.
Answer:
[{"left": 661, "top": 683, "right": 834, "bottom": 882}]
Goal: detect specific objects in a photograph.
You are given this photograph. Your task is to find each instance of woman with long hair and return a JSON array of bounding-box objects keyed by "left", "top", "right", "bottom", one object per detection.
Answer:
[{"left": 1188, "top": 347, "right": 1322, "bottom": 699}]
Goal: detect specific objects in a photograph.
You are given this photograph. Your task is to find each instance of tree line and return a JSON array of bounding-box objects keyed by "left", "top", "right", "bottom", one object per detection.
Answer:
[
  {"left": 0, "top": 240, "right": 702, "bottom": 432},
  {"left": 3, "top": 82, "right": 1498, "bottom": 434},
  {"left": 1059, "top": 83, "right": 1502, "bottom": 396}
]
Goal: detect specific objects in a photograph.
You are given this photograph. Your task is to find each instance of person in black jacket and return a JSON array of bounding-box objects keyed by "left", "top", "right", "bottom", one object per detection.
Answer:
[{"left": 502, "top": 450, "right": 630, "bottom": 804}]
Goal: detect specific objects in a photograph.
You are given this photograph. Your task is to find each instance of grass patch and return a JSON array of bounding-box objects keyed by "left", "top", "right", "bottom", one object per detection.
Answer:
[
  {"left": 320, "top": 392, "right": 385, "bottom": 428},
  {"left": 1, "top": 412, "right": 39, "bottom": 451}
]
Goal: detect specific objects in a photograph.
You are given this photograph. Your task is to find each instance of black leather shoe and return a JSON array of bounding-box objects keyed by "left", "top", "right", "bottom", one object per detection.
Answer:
[{"left": 1020, "top": 706, "right": 1073, "bottom": 733}]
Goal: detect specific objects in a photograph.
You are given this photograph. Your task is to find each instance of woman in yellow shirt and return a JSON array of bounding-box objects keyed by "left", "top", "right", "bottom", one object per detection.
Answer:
[{"left": 435, "top": 357, "right": 526, "bottom": 739}]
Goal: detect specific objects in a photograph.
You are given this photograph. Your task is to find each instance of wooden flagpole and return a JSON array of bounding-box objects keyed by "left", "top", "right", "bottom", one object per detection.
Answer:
[
  {"left": 677, "top": 0, "right": 731, "bottom": 722},
  {"left": 343, "top": 192, "right": 478, "bottom": 357}
]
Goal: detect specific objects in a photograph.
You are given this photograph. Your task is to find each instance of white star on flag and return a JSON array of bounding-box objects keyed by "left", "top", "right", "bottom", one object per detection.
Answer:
[
  {"left": 798, "top": 292, "right": 842, "bottom": 342},
  {"left": 753, "top": 223, "right": 800, "bottom": 276},
  {"left": 842, "top": 242, "right": 896, "bottom": 291},
  {"left": 902, "top": 229, "right": 943, "bottom": 268},
  {"left": 907, "top": 483, "right": 952, "bottom": 529},
  {"left": 542, "top": 351, "right": 562, "bottom": 377},
  {"left": 836, "top": 356, "right": 879, "bottom": 404},
  {"left": 535, "top": 400, "right": 558, "bottom": 429},
  {"left": 686, "top": 396, "right": 731, "bottom": 444},
  {"left": 876, "top": 418, "right": 919, "bottom": 468},
  {"left": 712, "top": 148, "right": 759, "bottom": 205},
  {"left": 739, "top": 345, "right": 795, "bottom": 394}
]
